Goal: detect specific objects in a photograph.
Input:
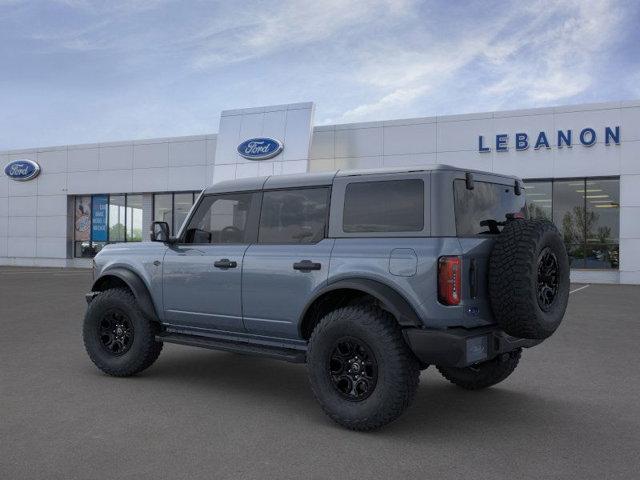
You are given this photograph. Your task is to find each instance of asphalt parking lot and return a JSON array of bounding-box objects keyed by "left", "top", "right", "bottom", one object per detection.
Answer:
[{"left": 1, "top": 267, "right": 639, "bottom": 480}]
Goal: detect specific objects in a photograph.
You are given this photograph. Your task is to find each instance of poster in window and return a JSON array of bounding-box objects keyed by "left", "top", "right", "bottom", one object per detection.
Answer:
[
  {"left": 91, "top": 195, "right": 108, "bottom": 242},
  {"left": 75, "top": 196, "right": 91, "bottom": 241}
]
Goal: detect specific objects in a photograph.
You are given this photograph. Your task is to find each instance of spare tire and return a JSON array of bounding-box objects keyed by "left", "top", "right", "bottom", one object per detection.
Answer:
[{"left": 489, "top": 219, "right": 569, "bottom": 339}]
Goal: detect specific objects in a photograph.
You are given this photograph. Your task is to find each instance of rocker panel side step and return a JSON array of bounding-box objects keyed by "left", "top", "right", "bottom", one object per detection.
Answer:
[{"left": 156, "top": 332, "right": 307, "bottom": 363}]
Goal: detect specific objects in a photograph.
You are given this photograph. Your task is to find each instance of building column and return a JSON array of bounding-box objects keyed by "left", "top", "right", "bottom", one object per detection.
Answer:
[{"left": 619, "top": 173, "right": 640, "bottom": 284}]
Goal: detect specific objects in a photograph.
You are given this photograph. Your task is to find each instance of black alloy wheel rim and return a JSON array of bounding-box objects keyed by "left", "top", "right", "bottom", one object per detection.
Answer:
[
  {"left": 328, "top": 337, "right": 378, "bottom": 401},
  {"left": 537, "top": 247, "right": 559, "bottom": 311},
  {"left": 98, "top": 310, "right": 134, "bottom": 356}
]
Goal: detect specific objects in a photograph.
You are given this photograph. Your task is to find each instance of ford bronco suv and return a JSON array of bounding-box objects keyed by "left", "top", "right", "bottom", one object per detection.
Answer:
[{"left": 83, "top": 165, "right": 569, "bottom": 430}]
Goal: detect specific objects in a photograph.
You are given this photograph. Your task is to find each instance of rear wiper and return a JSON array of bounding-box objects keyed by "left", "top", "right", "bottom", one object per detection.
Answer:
[
  {"left": 479, "top": 219, "right": 503, "bottom": 234},
  {"left": 479, "top": 213, "right": 525, "bottom": 234}
]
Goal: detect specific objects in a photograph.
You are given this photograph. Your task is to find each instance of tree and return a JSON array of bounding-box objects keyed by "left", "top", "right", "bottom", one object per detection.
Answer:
[
  {"left": 597, "top": 226, "right": 612, "bottom": 244},
  {"left": 561, "top": 205, "right": 598, "bottom": 245},
  {"left": 527, "top": 202, "right": 551, "bottom": 221},
  {"left": 109, "top": 223, "right": 125, "bottom": 241}
]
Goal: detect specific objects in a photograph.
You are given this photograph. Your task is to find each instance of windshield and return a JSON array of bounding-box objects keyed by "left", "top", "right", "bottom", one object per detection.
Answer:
[{"left": 453, "top": 179, "right": 526, "bottom": 235}]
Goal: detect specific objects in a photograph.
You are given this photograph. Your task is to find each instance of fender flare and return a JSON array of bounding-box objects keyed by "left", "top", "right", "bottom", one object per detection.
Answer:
[
  {"left": 92, "top": 267, "right": 159, "bottom": 322},
  {"left": 299, "top": 278, "right": 422, "bottom": 328}
]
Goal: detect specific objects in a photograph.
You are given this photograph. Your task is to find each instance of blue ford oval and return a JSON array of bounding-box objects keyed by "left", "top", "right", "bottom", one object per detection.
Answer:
[
  {"left": 4, "top": 159, "right": 41, "bottom": 181},
  {"left": 237, "top": 138, "right": 283, "bottom": 160}
]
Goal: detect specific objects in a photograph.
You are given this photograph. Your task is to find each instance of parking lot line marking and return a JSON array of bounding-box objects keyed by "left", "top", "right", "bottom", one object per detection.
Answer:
[{"left": 570, "top": 284, "right": 590, "bottom": 294}]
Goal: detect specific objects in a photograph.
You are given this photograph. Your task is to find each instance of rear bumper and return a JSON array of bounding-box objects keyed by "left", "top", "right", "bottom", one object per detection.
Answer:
[{"left": 403, "top": 326, "right": 542, "bottom": 368}]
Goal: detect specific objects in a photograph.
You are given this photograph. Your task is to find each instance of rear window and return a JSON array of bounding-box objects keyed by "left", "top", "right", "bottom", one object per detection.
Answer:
[
  {"left": 454, "top": 179, "right": 526, "bottom": 235},
  {"left": 343, "top": 179, "right": 424, "bottom": 233}
]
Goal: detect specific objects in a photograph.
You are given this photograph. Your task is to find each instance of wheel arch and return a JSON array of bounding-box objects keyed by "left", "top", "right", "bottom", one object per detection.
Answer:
[
  {"left": 91, "top": 267, "right": 159, "bottom": 322},
  {"left": 299, "top": 278, "right": 422, "bottom": 340}
]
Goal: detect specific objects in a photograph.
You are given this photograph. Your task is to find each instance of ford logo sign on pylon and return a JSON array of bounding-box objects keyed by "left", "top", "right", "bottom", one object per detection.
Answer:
[
  {"left": 237, "top": 138, "right": 283, "bottom": 160},
  {"left": 4, "top": 159, "right": 41, "bottom": 181}
]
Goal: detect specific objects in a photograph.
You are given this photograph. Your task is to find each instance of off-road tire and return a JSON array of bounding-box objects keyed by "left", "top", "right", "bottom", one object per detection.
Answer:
[
  {"left": 489, "top": 219, "right": 569, "bottom": 339},
  {"left": 307, "top": 305, "right": 420, "bottom": 431},
  {"left": 437, "top": 348, "right": 521, "bottom": 390},
  {"left": 83, "top": 288, "right": 163, "bottom": 376}
]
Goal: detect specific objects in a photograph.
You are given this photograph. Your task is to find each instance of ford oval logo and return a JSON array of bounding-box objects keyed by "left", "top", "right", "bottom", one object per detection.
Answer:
[
  {"left": 4, "top": 159, "right": 41, "bottom": 181},
  {"left": 237, "top": 137, "right": 283, "bottom": 160}
]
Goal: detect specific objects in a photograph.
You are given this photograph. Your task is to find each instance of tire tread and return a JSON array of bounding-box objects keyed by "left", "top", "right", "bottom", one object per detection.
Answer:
[
  {"left": 307, "top": 304, "right": 419, "bottom": 431},
  {"left": 437, "top": 349, "right": 521, "bottom": 390},
  {"left": 83, "top": 288, "right": 163, "bottom": 377},
  {"left": 489, "top": 219, "right": 568, "bottom": 339}
]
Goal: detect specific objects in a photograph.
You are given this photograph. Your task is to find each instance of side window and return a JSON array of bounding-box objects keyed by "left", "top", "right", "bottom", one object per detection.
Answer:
[
  {"left": 343, "top": 179, "right": 424, "bottom": 233},
  {"left": 258, "top": 188, "right": 329, "bottom": 244},
  {"left": 183, "top": 193, "right": 254, "bottom": 244}
]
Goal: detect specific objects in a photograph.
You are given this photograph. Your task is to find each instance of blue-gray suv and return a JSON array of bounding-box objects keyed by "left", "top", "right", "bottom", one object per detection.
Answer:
[{"left": 83, "top": 165, "right": 570, "bottom": 430}]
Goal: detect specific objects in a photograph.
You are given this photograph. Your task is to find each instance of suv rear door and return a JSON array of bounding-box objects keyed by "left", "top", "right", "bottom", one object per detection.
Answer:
[
  {"left": 242, "top": 185, "right": 333, "bottom": 340},
  {"left": 450, "top": 175, "right": 526, "bottom": 322},
  {"left": 162, "top": 191, "right": 260, "bottom": 332}
]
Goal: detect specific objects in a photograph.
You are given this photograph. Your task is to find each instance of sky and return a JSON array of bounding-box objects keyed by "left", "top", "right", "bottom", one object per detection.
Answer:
[{"left": 1, "top": 0, "right": 639, "bottom": 150}]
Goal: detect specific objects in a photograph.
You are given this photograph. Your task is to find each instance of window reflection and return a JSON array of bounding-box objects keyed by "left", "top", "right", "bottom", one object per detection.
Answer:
[
  {"left": 74, "top": 192, "right": 148, "bottom": 257},
  {"left": 174, "top": 193, "right": 194, "bottom": 235},
  {"left": 154, "top": 194, "right": 172, "bottom": 231},
  {"left": 152, "top": 191, "right": 198, "bottom": 235},
  {"left": 585, "top": 179, "right": 619, "bottom": 269},
  {"left": 525, "top": 178, "right": 620, "bottom": 270},
  {"left": 126, "top": 195, "right": 143, "bottom": 242},
  {"left": 553, "top": 180, "right": 586, "bottom": 246},
  {"left": 524, "top": 181, "right": 552, "bottom": 220},
  {"left": 74, "top": 196, "right": 92, "bottom": 257},
  {"left": 108, "top": 195, "right": 126, "bottom": 242}
]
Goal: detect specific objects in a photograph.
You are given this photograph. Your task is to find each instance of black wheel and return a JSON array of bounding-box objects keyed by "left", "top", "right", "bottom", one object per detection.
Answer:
[
  {"left": 83, "top": 288, "right": 163, "bottom": 377},
  {"left": 437, "top": 349, "right": 521, "bottom": 390},
  {"left": 489, "top": 219, "right": 570, "bottom": 339},
  {"left": 307, "top": 304, "right": 420, "bottom": 431},
  {"left": 328, "top": 337, "right": 378, "bottom": 401}
]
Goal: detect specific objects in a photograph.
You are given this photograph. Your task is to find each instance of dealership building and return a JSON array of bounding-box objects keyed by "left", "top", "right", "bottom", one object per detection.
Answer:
[{"left": 1, "top": 100, "right": 639, "bottom": 284}]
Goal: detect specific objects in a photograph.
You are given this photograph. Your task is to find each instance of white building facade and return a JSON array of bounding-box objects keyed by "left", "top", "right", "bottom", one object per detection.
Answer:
[{"left": 1, "top": 100, "right": 639, "bottom": 284}]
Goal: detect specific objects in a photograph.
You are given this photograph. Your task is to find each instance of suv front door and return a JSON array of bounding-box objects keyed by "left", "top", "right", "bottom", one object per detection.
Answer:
[
  {"left": 162, "top": 192, "right": 260, "bottom": 333},
  {"left": 242, "top": 187, "right": 333, "bottom": 340}
]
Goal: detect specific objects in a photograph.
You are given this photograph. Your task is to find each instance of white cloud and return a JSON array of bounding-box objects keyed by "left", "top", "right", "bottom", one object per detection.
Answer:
[
  {"left": 481, "top": 0, "right": 621, "bottom": 105},
  {"left": 337, "top": 36, "right": 492, "bottom": 121},
  {"left": 339, "top": 85, "right": 429, "bottom": 121},
  {"left": 0, "top": 0, "right": 633, "bottom": 149},
  {"left": 334, "top": 0, "right": 625, "bottom": 122},
  {"left": 191, "top": 0, "right": 415, "bottom": 69}
]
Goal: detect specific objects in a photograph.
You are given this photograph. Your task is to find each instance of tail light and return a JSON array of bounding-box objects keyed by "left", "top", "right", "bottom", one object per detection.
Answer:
[{"left": 438, "top": 256, "right": 461, "bottom": 305}]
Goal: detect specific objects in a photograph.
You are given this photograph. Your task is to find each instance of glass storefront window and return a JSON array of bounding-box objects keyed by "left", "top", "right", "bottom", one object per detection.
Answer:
[
  {"left": 126, "top": 195, "right": 143, "bottom": 242},
  {"left": 525, "top": 181, "right": 552, "bottom": 221},
  {"left": 553, "top": 180, "right": 587, "bottom": 247},
  {"left": 109, "top": 195, "right": 126, "bottom": 242},
  {"left": 74, "top": 196, "right": 92, "bottom": 257},
  {"left": 524, "top": 177, "right": 620, "bottom": 270},
  {"left": 152, "top": 191, "right": 198, "bottom": 235},
  {"left": 154, "top": 193, "right": 172, "bottom": 230},
  {"left": 74, "top": 193, "right": 148, "bottom": 257},
  {"left": 174, "top": 193, "right": 194, "bottom": 235},
  {"left": 585, "top": 179, "right": 619, "bottom": 269},
  {"left": 553, "top": 179, "right": 587, "bottom": 268}
]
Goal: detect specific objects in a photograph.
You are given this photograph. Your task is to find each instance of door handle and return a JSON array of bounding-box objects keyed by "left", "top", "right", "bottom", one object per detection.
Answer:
[
  {"left": 293, "top": 260, "right": 321, "bottom": 271},
  {"left": 214, "top": 258, "right": 237, "bottom": 269}
]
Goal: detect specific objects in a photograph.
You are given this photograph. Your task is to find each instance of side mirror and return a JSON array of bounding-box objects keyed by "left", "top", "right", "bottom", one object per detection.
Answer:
[{"left": 150, "top": 221, "right": 170, "bottom": 242}]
